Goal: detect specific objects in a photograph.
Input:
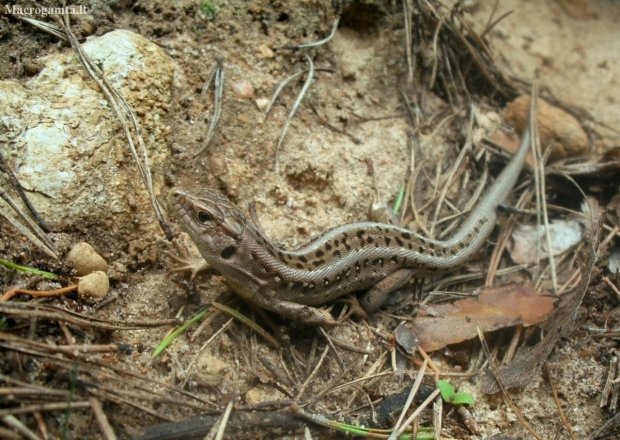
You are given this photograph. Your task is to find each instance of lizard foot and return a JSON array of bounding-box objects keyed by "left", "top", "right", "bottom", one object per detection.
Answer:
[
  {"left": 163, "top": 239, "right": 210, "bottom": 281},
  {"left": 337, "top": 295, "right": 368, "bottom": 321}
]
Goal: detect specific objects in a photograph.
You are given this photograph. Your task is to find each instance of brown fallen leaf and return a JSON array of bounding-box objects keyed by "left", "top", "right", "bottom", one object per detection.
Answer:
[{"left": 413, "top": 284, "right": 556, "bottom": 352}]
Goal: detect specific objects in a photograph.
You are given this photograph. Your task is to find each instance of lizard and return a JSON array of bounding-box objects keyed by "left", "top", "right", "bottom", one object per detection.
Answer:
[{"left": 167, "top": 118, "right": 532, "bottom": 326}]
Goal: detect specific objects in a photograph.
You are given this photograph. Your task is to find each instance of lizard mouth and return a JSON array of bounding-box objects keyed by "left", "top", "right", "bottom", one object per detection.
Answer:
[{"left": 167, "top": 187, "right": 194, "bottom": 230}]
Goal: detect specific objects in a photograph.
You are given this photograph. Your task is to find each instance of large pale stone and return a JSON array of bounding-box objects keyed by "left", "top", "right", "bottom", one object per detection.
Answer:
[{"left": 0, "top": 30, "right": 177, "bottom": 239}]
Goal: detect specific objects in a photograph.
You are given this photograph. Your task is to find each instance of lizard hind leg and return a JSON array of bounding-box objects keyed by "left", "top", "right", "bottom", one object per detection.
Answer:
[{"left": 359, "top": 268, "right": 416, "bottom": 314}]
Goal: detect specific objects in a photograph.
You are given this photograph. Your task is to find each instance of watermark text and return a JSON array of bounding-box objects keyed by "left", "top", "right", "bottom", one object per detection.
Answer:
[{"left": 5, "top": 5, "right": 89, "bottom": 17}]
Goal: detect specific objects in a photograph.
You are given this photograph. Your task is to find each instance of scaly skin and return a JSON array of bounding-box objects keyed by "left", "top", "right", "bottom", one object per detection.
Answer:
[{"left": 168, "top": 125, "right": 531, "bottom": 325}]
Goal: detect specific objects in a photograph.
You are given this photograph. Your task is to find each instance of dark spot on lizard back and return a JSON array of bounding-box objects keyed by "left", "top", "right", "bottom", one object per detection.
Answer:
[
  {"left": 315, "top": 249, "right": 324, "bottom": 258},
  {"left": 299, "top": 255, "right": 308, "bottom": 263},
  {"left": 384, "top": 237, "right": 391, "bottom": 246},
  {"left": 333, "top": 250, "right": 342, "bottom": 258},
  {"left": 395, "top": 237, "right": 404, "bottom": 246},
  {"left": 312, "top": 259, "right": 325, "bottom": 267},
  {"left": 356, "top": 230, "right": 365, "bottom": 239},
  {"left": 402, "top": 232, "right": 411, "bottom": 240},
  {"left": 325, "top": 242, "right": 332, "bottom": 251}
]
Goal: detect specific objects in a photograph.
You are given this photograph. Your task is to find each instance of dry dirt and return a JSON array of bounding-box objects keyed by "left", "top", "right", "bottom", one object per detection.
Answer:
[{"left": 1, "top": 0, "right": 620, "bottom": 439}]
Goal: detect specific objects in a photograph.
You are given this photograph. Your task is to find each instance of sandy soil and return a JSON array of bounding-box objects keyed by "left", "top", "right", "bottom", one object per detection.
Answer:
[{"left": 1, "top": 0, "right": 620, "bottom": 438}]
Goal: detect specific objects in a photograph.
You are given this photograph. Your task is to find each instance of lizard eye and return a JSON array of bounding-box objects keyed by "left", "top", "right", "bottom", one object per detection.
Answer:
[{"left": 196, "top": 211, "right": 213, "bottom": 225}]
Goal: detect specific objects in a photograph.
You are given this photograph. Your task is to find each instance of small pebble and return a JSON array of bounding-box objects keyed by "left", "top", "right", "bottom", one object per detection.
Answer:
[
  {"left": 232, "top": 80, "right": 255, "bottom": 99},
  {"left": 77, "top": 271, "right": 110, "bottom": 300},
  {"left": 256, "top": 44, "right": 275, "bottom": 59},
  {"left": 255, "top": 97, "right": 270, "bottom": 111},
  {"left": 504, "top": 95, "right": 588, "bottom": 161},
  {"left": 209, "top": 154, "right": 227, "bottom": 176},
  {"left": 65, "top": 242, "right": 108, "bottom": 276},
  {"left": 195, "top": 353, "right": 228, "bottom": 387}
]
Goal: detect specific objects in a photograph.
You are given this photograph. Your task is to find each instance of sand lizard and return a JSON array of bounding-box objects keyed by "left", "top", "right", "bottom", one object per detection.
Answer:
[{"left": 168, "top": 123, "right": 531, "bottom": 325}]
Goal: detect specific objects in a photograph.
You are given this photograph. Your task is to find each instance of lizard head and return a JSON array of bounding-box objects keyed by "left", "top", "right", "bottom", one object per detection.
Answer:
[{"left": 167, "top": 188, "right": 246, "bottom": 261}]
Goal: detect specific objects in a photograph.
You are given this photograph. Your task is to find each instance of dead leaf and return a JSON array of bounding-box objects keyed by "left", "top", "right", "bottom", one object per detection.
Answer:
[{"left": 413, "top": 284, "right": 555, "bottom": 352}]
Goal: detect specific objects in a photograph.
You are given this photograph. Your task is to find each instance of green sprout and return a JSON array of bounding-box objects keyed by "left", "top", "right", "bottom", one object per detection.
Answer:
[
  {"left": 201, "top": 1, "right": 217, "bottom": 20},
  {"left": 437, "top": 379, "right": 475, "bottom": 406}
]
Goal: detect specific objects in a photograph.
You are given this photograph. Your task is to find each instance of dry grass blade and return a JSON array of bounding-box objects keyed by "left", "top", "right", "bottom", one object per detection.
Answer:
[
  {"left": 0, "top": 187, "right": 57, "bottom": 257},
  {"left": 293, "top": 17, "right": 340, "bottom": 49},
  {"left": 388, "top": 358, "right": 428, "bottom": 440},
  {"left": 1, "top": 414, "right": 42, "bottom": 440},
  {"left": 215, "top": 398, "right": 235, "bottom": 440},
  {"left": 13, "top": 15, "right": 67, "bottom": 41},
  {"left": 0, "top": 151, "right": 50, "bottom": 232},
  {"left": 195, "top": 59, "right": 224, "bottom": 158},
  {"left": 429, "top": 110, "right": 473, "bottom": 235},
  {"left": 477, "top": 324, "right": 543, "bottom": 440},
  {"left": 275, "top": 53, "right": 314, "bottom": 174},
  {"left": 295, "top": 344, "right": 329, "bottom": 401},
  {"left": 392, "top": 387, "right": 441, "bottom": 439},
  {"left": 543, "top": 362, "right": 577, "bottom": 440},
  {"left": 182, "top": 317, "right": 233, "bottom": 388},
  {"left": 132, "top": 410, "right": 304, "bottom": 439},
  {"left": 54, "top": 14, "right": 173, "bottom": 240},
  {"left": 402, "top": 0, "right": 414, "bottom": 91},
  {"left": 0, "top": 199, "right": 58, "bottom": 260},
  {"left": 0, "top": 302, "right": 181, "bottom": 330},
  {"left": 0, "top": 402, "right": 90, "bottom": 417},
  {"left": 527, "top": 84, "right": 559, "bottom": 292},
  {"left": 211, "top": 301, "right": 280, "bottom": 347},
  {"left": 265, "top": 68, "right": 334, "bottom": 116},
  {"left": 89, "top": 397, "right": 118, "bottom": 440},
  {"left": 485, "top": 188, "right": 532, "bottom": 286}
]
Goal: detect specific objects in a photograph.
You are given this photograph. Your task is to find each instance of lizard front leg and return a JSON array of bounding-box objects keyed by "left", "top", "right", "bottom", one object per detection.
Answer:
[
  {"left": 359, "top": 268, "right": 416, "bottom": 313},
  {"left": 253, "top": 287, "right": 340, "bottom": 326}
]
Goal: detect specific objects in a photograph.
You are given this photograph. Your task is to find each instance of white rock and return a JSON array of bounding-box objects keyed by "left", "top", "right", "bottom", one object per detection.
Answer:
[
  {"left": 0, "top": 30, "right": 176, "bottom": 235},
  {"left": 255, "top": 97, "right": 270, "bottom": 111},
  {"left": 509, "top": 220, "right": 583, "bottom": 264}
]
